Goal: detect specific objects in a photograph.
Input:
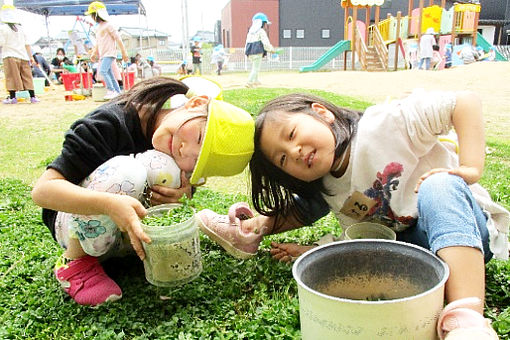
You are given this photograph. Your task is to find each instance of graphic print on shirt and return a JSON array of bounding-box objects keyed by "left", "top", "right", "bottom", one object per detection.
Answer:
[
  {"left": 74, "top": 218, "right": 107, "bottom": 240},
  {"left": 363, "top": 162, "right": 414, "bottom": 229}
]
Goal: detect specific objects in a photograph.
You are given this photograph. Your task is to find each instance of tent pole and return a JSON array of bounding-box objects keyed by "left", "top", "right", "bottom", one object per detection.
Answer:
[
  {"left": 138, "top": 11, "right": 142, "bottom": 52},
  {"left": 45, "top": 15, "right": 53, "bottom": 58},
  {"left": 181, "top": 0, "right": 190, "bottom": 61}
]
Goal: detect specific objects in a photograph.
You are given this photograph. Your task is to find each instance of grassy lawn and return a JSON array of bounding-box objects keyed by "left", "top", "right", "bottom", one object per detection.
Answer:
[{"left": 0, "top": 88, "right": 509, "bottom": 339}]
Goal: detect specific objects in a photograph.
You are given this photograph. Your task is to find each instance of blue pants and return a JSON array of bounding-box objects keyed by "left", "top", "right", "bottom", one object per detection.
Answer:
[
  {"left": 99, "top": 56, "right": 121, "bottom": 93},
  {"left": 418, "top": 57, "right": 431, "bottom": 70},
  {"left": 398, "top": 173, "right": 493, "bottom": 263}
]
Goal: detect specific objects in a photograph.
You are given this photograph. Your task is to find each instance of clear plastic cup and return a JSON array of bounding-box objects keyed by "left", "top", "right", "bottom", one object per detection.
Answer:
[{"left": 141, "top": 204, "right": 202, "bottom": 287}]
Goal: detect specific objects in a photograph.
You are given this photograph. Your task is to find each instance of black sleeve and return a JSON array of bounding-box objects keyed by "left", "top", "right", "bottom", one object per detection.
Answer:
[
  {"left": 48, "top": 104, "right": 150, "bottom": 185},
  {"left": 293, "top": 192, "right": 330, "bottom": 226}
]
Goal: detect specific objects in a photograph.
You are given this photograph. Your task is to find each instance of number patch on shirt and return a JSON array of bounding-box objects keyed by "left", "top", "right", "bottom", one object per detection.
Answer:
[{"left": 340, "top": 191, "right": 377, "bottom": 220}]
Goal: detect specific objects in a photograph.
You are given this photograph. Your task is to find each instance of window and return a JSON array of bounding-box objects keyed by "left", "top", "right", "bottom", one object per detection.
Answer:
[
  {"left": 283, "top": 29, "right": 291, "bottom": 39},
  {"left": 296, "top": 29, "right": 304, "bottom": 39},
  {"left": 158, "top": 40, "right": 166, "bottom": 46},
  {"left": 321, "top": 29, "right": 330, "bottom": 39}
]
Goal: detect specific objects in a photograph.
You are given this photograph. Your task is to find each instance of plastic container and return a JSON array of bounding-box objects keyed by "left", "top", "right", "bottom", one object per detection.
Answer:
[
  {"left": 340, "top": 222, "right": 396, "bottom": 241},
  {"left": 141, "top": 204, "right": 202, "bottom": 287},
  {"left": 33, "top": 77, "right": 46, "bottom": 95},
  {"left": 293, "top": 240, "right": 449, "bottom": 340},
  {"left": 61, "top": 73, "right": 93, "bottom": 91},
  {"left": 122, "top": 71, "right": 135, "bottom": 90},
  {"left": 15, "top": 90, "right": 30, "bottom": 99}
]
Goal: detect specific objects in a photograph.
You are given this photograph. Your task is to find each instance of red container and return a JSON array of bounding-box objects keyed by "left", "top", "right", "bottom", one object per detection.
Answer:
[
  {"left": 61, "top": 73, "right": 93, "bottom": 91},
  {"left": 122, "top": 71, "right": 135, "bottom": 90}
]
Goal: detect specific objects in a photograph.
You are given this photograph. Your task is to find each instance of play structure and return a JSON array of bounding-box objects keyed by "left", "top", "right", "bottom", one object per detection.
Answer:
[{"left": 300, "top": 0, "right": 507, "bottom": 72}]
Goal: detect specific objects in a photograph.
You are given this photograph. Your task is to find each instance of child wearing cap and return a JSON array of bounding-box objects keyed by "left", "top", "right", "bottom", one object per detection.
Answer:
[
  {"left": 244, "top": 12, "right": 275, "bottom": 87},
  {"left": 31, "top": 77, "right": 255, "bottom": 306},
  {"left": 0, "top": 4, "right": 40, "bottom": 104},
  {"left": 85, "top": 1, "right": 128, "bottom": 100}
]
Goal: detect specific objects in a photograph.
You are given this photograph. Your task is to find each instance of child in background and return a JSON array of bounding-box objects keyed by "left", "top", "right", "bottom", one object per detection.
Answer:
[
  {"left": 487, "top": 47, "right": 496, "bottom": 61},
  {"left": 190, "top": 37, "right": 202, "bottom": 75},
  {"left": 147, "top": 56, "right": 162, "bottom": 77},
  {"left": 51, "top": 48, "right": 73, "bottom": 84},
  {"left": 406, "top": 42, "right": 419, "bottom": 69},
  {"left": 459, "top": 43, "right": 479, "bottom": 65},
  {"left": 211, "top": 44, "right": 226, "bottom": 75},
  {"left": 31, "top": 77, "right": 255, "bottom": 307},
  {"left": 177, "top": 60, "right": 192, "bottom": 76},
  {"left": 0, "top": 4, "right": 40, "bottom": 104},
  {"left": 198, "top": 90, "right": 508, "bottom": 339},
  {"left": 31, "top": 45, "right": 51, "bottom": 86},
  {"left": 444, "top": 43, "right": 453, "bottom": 69},
  {"left": 244, "top": 12, "right": 275, "bottom": 87},
  {"left": 86, "top": 1, "right": 128, "bottom": 100},
  {"left": 418, "top": 27, "right": 436, "bottom": 70},
  {"left": 431, "top": 44, "right": 442, "bottom": 70}
]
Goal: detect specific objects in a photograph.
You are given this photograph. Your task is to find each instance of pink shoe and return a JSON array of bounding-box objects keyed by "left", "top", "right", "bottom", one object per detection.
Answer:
[
  {"left": 197, "top": 202, "right": 262, "bottom": 260},
  {"left": 54, "top": 255, "right": 122, "bottom": 306},
  {"left": 30, "top": 97, "right": 40, "bottom": 103},
  {"left": 438, "top": 297, "right": 499, "bottom": 340}
]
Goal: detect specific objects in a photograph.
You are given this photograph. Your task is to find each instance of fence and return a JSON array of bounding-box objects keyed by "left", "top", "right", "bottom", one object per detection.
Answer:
[
  {"left": 141, "top": 44, "right": 508, "bottom": 75},
  {"left": 140, "top": 46, "right": 354, "bottom": 74}
]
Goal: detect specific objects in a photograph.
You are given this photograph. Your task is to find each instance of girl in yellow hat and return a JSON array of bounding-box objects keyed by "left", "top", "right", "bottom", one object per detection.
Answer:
[
  {"left": 31, "top": 76, "right": 254, "bottom": 306},
  {"left": 85, "top": 1, "right": 128, "bottom": 99}
]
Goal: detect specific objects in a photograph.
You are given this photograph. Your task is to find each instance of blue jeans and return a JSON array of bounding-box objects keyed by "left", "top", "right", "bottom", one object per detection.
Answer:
[
  {"left": 418, "top": 57, "right": 431, "bottom": 70},
  {"left": 398, "top": 173, "right": 493, "bottom": 263},
  {"left": 99, "top": 56, "right": 121, "bottom": 93}
]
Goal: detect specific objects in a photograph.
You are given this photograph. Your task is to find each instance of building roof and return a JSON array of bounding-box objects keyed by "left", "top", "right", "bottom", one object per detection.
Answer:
[
  {"left": 119, "top": 27, "right": 170, "bottom": 38},
  {"left": 191, "top": 30, "right": 215, "bottom": 43}
]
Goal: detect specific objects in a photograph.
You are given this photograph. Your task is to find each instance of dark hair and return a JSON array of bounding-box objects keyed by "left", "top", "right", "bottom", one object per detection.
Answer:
[
  {"left": 112, "top": 77, "right": 189, "bottom": 140},
  {"left": 250, "top": 93, "right": 362, "bottom": 224},
  {"left": 56, "top": 48, "right": 65, "bottom": 55},
  {"left": 7, "top": 23, "right": 18, "bottom": 32},
  {"left": 91, "top": 12, "right": 104, "bottom": 23},
  {"left": 130, "top": 56, "right": 136, "bottom": 64},
  {"left": 433, "top": 44, "right": 440, "bottom": 51}
]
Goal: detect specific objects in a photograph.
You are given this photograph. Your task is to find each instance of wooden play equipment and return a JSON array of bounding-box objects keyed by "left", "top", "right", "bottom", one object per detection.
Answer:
[{"left": 341, "top": 0, "right": 504, "bottom": 71}]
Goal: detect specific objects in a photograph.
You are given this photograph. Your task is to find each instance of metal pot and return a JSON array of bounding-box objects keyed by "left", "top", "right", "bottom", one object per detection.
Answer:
[{"left": 293, "top": 240, "right": 449, "bottom": 340}]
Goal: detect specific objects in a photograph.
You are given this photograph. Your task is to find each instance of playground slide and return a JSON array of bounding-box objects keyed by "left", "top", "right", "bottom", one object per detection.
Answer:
[
  {"left": 476, "top": 32, "right": 507, "bottom": 61},
  {"left": 300, "top": 40, "right": 351, "bottom": 72}
]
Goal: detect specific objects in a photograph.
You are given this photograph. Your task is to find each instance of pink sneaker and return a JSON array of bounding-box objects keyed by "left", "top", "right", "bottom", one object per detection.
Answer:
[
  {"left": 197, "top": 202, "right": 263, "bottom": 260},
  {"left": 437, "top": 297, "right": 499, "bottom": 340},
  {"left": 54, "top": 255, "right": 122, "bottom": 306},
  {"left": 30, "top": 97, "right": 40, "bottom": 103}
]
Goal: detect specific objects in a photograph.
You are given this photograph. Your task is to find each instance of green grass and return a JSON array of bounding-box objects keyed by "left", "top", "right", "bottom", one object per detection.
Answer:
[{"left": 0, "top": 88, "right": 509, "bottom": 339}]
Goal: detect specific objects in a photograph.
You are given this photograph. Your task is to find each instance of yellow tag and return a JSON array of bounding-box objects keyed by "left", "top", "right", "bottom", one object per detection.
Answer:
[{"left": 340, "top": 191, "right": 377, "bottom": 221}]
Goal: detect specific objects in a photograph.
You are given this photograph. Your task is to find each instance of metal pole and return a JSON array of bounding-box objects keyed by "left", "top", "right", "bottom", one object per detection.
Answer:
[{"left": 181, "top": 0, "right": 190, "bottom": 61}]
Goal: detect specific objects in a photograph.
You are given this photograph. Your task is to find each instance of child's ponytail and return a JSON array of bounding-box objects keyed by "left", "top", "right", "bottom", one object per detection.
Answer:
[{"left": 116, "top": 77, "right": 189, "bottom": 139}]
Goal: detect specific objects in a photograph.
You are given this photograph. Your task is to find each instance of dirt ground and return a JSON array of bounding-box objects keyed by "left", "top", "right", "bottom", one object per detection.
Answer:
[{"left": 1, "top": 61, "right": 509, "bottom": 141}]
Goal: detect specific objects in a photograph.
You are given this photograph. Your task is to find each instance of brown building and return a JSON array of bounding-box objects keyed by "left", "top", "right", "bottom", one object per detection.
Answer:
[{"left": 221, "top": 0, "right": 279, "bottom": 48}]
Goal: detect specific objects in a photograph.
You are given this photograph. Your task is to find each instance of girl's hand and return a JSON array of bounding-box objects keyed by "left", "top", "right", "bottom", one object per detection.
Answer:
[
  {"left": 414, "top": 166, "right": 481, "bottom": 193},
  {"left": 148, "top": 172, "right": 193, "bottom": 205},
  {"left": 104, "top": 194, "right": 150, "bottom": 260}
]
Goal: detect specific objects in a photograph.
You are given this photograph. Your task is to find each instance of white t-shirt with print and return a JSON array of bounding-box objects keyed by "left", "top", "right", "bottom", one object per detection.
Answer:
[{"left": 321, "top": 90, "right": 509, "bottom": 260}]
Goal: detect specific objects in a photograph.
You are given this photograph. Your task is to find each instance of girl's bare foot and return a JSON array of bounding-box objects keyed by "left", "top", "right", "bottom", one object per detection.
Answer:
[{"left": 270, "top": 242, "right": 315, "bottom": 263}]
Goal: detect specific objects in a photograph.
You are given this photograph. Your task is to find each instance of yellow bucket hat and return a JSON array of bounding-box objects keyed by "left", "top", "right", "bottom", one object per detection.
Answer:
[
  {"left": 85, "top": 1, "right": 110, "bottom": 21},
  {"left": 189, "top": 100, "right": 254, "bottom": 185}
]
